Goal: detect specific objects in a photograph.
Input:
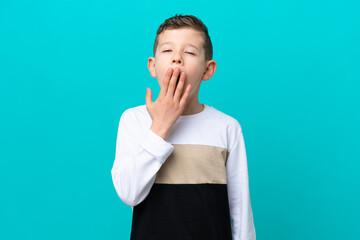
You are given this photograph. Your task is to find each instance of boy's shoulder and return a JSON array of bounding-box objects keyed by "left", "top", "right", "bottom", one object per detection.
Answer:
[
  {"left": 117, "top": 105, "right": 150, "bottom": 130},
  {"left": 120, "top": 104, "right": 151, "bottom": 123},
  {"left": 206, "top": 104, "right": 243, "bottom": 137},
  {"left": 121, "top": 104, "right": 243, "bottom": 132},
  {"left": 205, "top": 104, "right": 242, "bottom": 130}
]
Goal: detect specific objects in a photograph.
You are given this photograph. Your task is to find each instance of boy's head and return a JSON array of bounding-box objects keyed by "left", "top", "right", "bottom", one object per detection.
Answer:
[
  {"left": 153, "top": 14, "right": 213, "bottom": 62},
  {"left": 148, "top": 14, "right": 217, "bottom": 99}
]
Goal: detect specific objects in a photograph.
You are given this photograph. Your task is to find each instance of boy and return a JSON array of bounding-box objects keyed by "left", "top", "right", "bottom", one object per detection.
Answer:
[{"left": 111, "top": 14, "right": 256, "bottom": 240}]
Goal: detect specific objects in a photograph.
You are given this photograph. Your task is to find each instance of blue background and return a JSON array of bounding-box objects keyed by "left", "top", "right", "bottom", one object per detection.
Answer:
[{"left": 1, "top": 0, "right": 359, "bottom": 239}]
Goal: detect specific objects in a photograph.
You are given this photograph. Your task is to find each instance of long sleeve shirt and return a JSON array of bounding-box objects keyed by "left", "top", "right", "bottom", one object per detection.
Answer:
[{"left": 111, "top": 104, "right": 256, "bottom": 240}]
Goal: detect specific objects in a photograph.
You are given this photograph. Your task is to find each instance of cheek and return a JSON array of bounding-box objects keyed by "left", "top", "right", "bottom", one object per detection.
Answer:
[
  {"left": 187, "top": 65, "right": 201, "bottom": 78},
  {"left": 155, "top": 65, "right": 166, "bottom": 80},
  {"left": 154, "top": 66, "right": 168, "bottom": 88}
]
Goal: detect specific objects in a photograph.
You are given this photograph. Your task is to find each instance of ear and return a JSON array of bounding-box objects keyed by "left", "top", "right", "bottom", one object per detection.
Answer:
[
  {"left": 148, "top": 57, "right": 156, "bottom": 78},
  {"left": 201, "top": 60, "right": 217, "bottom": 81}
]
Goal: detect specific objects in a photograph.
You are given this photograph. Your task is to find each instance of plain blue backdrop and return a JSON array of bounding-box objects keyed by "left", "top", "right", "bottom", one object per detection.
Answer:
[{"left": 1, "top": 0, "right": 359, "bottom": 239}]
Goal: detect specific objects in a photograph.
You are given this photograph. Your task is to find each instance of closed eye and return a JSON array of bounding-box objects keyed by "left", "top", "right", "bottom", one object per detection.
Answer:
[{"left": 162, "top": 50, "right": 195, "bottom": 55}]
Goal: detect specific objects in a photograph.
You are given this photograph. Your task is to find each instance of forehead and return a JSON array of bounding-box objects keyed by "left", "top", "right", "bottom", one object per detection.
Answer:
[{"left": 157, "top": 28, "right": 204, "bottom": 48}]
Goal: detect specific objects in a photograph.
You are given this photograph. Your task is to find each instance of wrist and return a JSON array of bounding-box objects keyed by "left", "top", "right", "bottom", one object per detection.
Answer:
[{"left": 150, "top": 124, "right": 168, "bottom": 140}]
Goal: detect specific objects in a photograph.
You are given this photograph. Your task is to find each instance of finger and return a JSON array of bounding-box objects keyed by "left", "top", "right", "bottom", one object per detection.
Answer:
[
  {"left": 166, "top": 67, "right": 180, "bottom": 98},
  {"left": 179, "top": 84, "right": 192, "bottom": 107},
  {"left": 173, "top": 72, "right": 185, "bottom": 102},
  {"left": 145, "top": 87, "right": 152, "bottom": 106},
  {"left": 159, "top": 67, "right": 173, "bottom": 97}
]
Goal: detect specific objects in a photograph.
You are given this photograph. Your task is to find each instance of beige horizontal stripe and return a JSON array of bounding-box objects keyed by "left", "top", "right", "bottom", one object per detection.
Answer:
[{"left": 155, "top": 144, "right": 229, "bottom": 184}]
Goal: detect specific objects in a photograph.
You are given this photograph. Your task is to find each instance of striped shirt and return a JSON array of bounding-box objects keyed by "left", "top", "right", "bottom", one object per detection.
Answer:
[{"left": 111, "top": 104, "right": 256, "bottom": 240}]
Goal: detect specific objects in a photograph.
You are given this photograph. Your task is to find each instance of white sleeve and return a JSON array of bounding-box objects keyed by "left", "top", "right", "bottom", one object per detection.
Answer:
[
  {"left": 111, "top": 110, "right": 174, "bottom": 207},
  {"left": 226, "top": 128, "right": 256, "bottom": 240}
]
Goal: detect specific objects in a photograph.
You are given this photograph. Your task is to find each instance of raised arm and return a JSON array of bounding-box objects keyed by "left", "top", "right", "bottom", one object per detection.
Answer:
[
  {"left": 111, "top": 110, "right": 174, "bottom": 207},
  {"left": 112, "top": 66, "right": 192, "bottom": 207}
]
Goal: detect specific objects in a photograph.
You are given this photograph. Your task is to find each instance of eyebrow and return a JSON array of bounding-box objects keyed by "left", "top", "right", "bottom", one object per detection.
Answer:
[{"left": 159, "top": 42, "right": 199, "bottom": 50}]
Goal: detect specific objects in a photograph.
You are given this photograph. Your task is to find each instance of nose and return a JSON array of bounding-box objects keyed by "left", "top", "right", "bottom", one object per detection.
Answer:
[
  {"left": 172, "top": 58, "right": 182, "bottom": 64},
  {"left": 172, "top": 51, "right": 183, "bottom": 65}
]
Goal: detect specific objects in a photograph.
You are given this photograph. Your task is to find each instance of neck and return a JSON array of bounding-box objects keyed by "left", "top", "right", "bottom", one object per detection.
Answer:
[{"left": 181, "top": 95, "right": 204, "bottom": 116}]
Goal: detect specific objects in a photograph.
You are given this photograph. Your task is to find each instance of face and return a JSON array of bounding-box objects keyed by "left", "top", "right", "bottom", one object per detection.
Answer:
[{"left": 148, "top": 28, "right": 216, "bottom": 98}]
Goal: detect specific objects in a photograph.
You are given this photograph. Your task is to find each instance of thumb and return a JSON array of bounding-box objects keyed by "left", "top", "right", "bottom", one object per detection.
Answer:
[{"left": 145, "top": 88, "right": 152, "bottom": 105}]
